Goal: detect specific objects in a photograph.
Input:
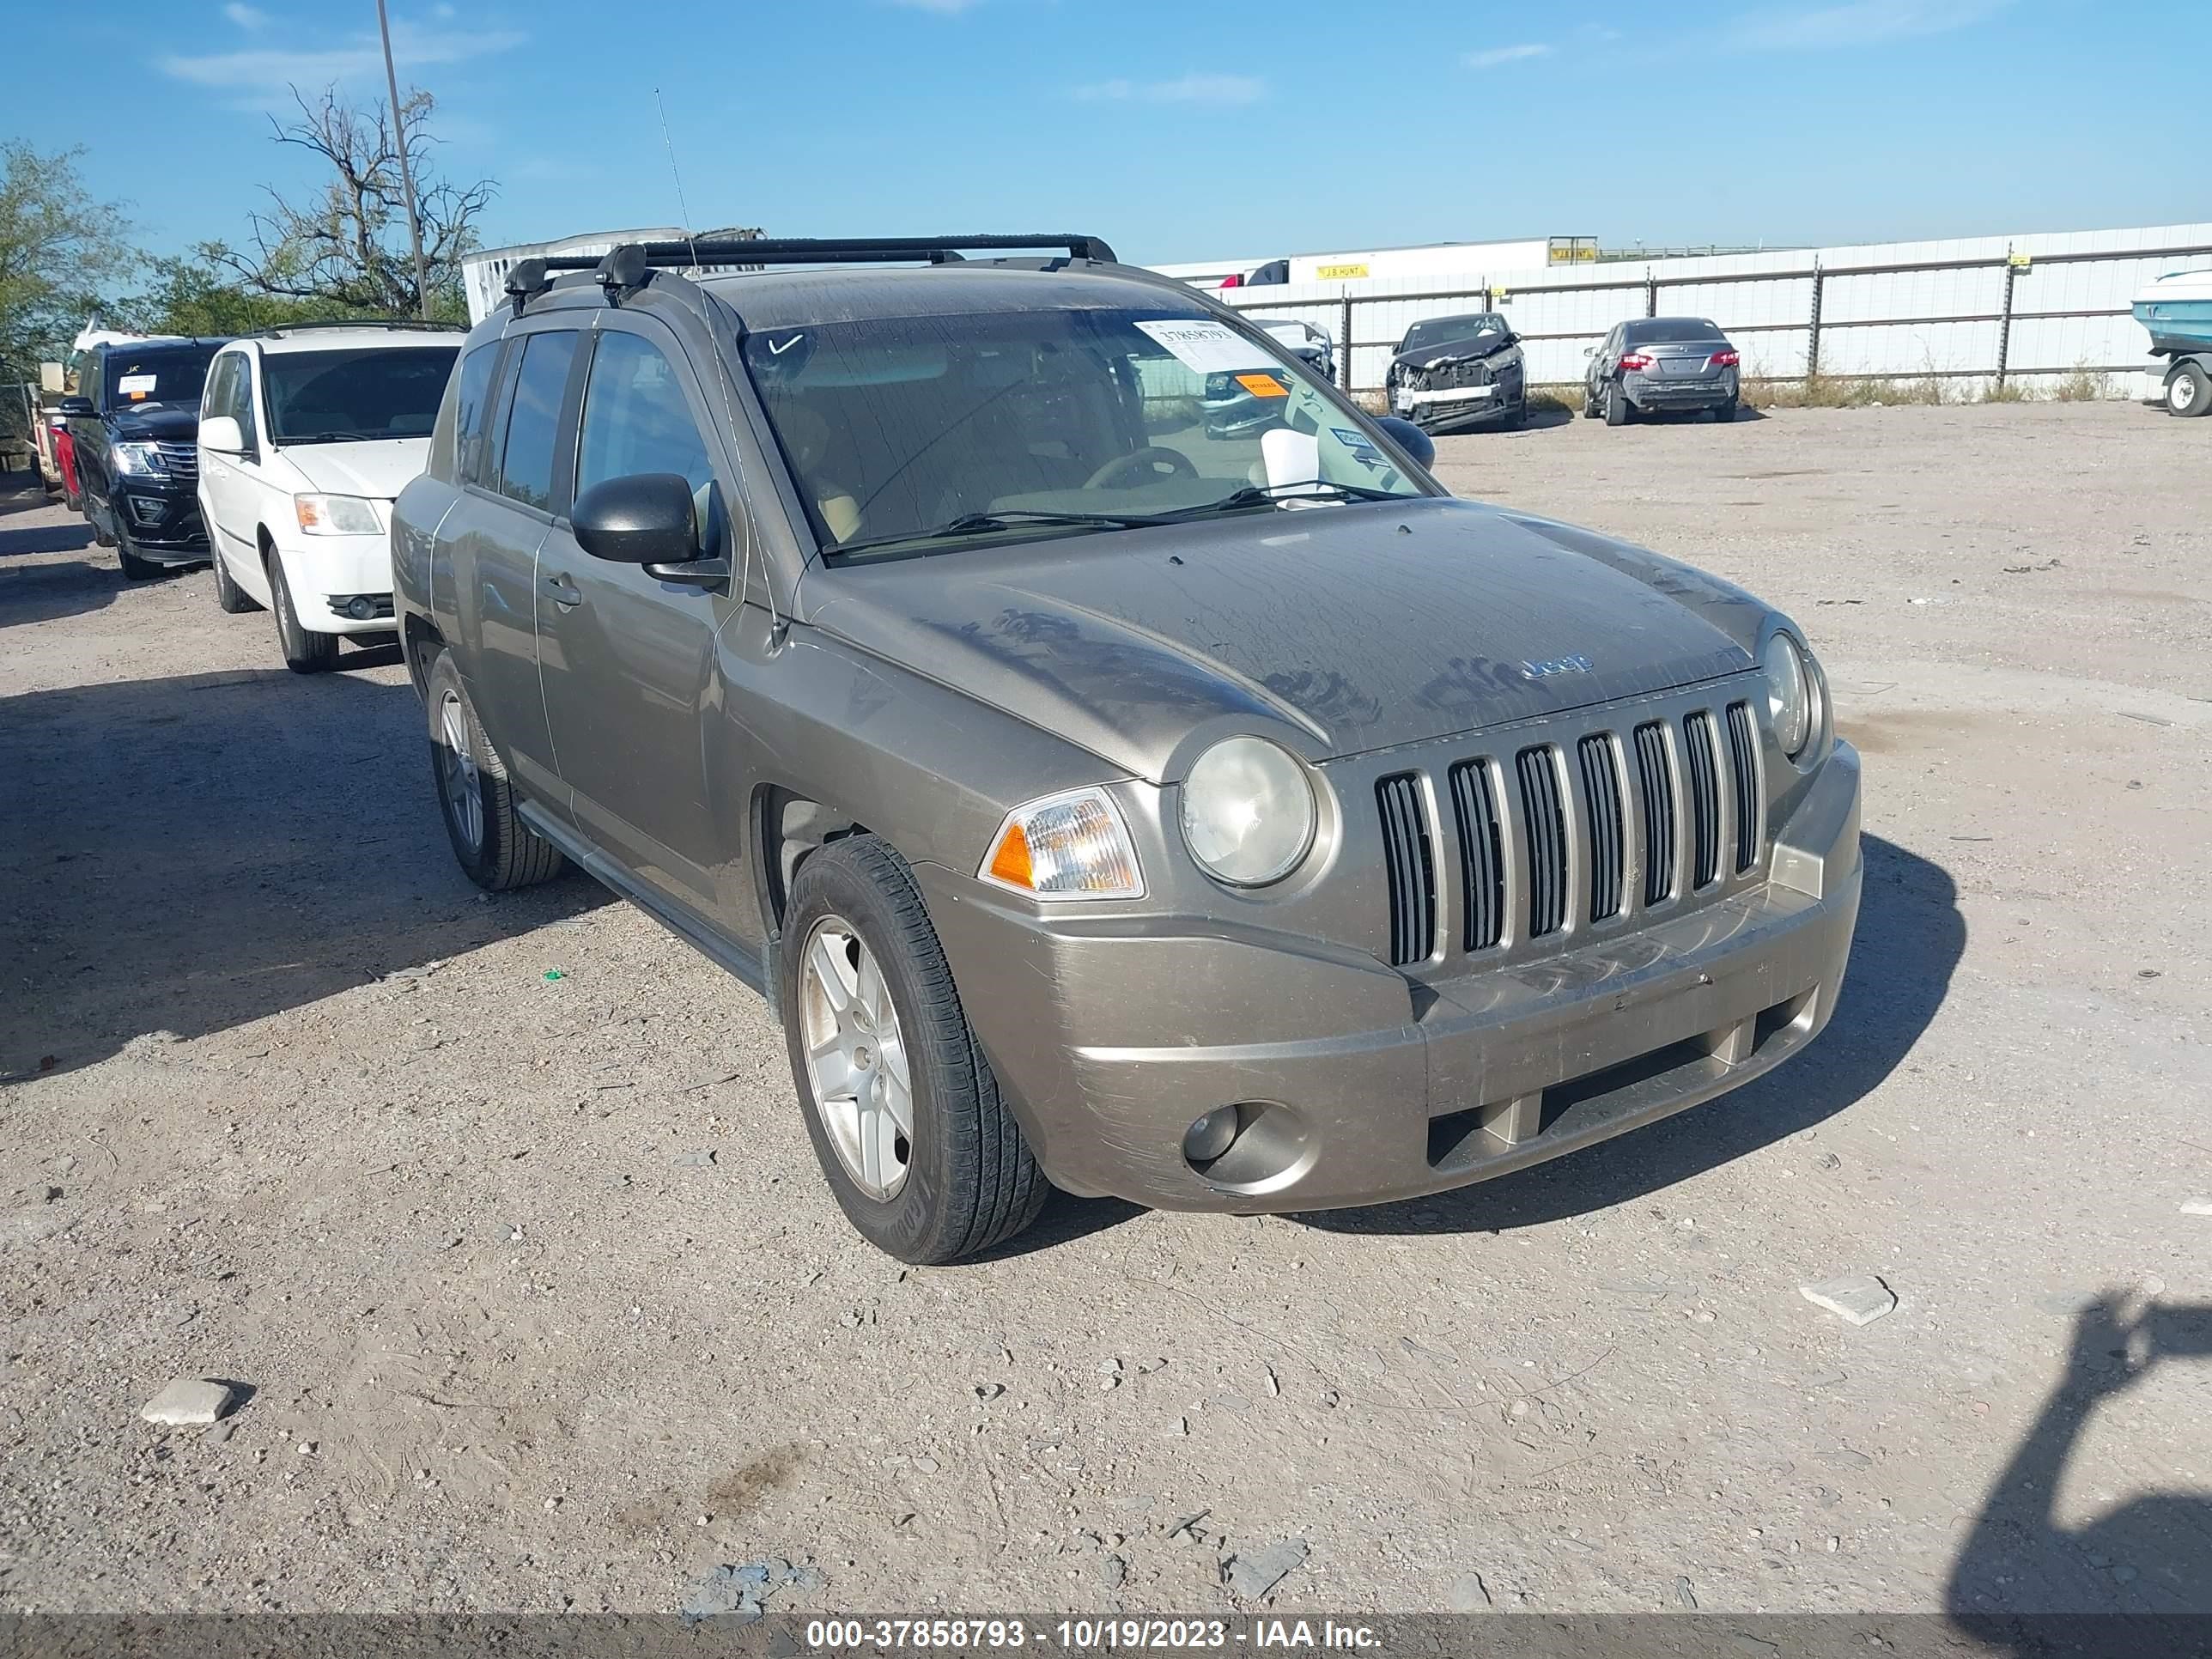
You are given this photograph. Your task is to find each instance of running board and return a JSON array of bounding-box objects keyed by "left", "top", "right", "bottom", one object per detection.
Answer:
[{"left": 517, "top": 803, "right": 777, "bottom": 1017}]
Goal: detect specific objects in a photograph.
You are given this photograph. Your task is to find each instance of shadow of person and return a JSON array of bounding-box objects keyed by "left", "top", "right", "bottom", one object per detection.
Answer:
[
  {"left": 1947, "top": 1295, "right": 2212, "bottom": 1649},
  {"left": 1293, "top": 833, "right": 1962, "bottom": 1235}
]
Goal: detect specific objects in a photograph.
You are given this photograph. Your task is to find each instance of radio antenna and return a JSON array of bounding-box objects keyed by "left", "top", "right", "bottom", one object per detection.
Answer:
[{"left": 653, "top": 88, "right": 703, "bottom": 272}]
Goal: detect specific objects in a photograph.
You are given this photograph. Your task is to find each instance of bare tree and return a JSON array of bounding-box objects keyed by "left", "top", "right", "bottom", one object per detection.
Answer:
[{"left": 216, "top": 86, "right": 493, "bottom": 320}]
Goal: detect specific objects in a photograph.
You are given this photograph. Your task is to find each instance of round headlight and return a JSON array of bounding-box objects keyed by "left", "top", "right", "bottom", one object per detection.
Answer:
[
  {"left": 1762, "top": 632, "right": 1813, "bottom": 758},
  {"left": 1180, "top": 737, "right": 1316, "bottom": 887}
]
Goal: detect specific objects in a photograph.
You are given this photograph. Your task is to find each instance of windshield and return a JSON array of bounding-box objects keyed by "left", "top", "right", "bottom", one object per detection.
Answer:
[
  {"left": 264, "top": 346, "right": 460, "bottom": 443},
  {"left": 1400, "top": 315, "right": 1504, "bottom": 355},
  {"left": 742, "top": 307, "right": 1425, "bottom": 557},
  {"left": 99, "top": 346, "right": 216, "bottom": 411},
  {"left": 1624, "top": 319, "right": 1728, "bottom": 345}
]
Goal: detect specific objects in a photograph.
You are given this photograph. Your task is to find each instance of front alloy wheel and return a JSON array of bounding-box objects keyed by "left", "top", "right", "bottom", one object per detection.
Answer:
[{"left": 799, "top": 919, "right": 914, "bottom": 1200}]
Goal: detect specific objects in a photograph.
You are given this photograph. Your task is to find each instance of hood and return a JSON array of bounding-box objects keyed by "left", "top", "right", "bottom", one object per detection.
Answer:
[
  {"left": 283, "top": 437, "right": 431, "bottom": 500},
  {"left": 105, "top": 404, "right": 200, "bottom": 441},
  {"left": 1394, "top": 334, "right": 1513, "bottom": 372},
  {"left": 801, "top": 497, "right": 1763, "bottom": 784}
]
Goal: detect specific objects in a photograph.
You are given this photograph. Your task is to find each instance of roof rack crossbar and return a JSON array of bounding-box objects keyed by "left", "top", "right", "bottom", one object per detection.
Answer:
[{"left": 532, "top": 233, "right": 1118, "bottom": 272}]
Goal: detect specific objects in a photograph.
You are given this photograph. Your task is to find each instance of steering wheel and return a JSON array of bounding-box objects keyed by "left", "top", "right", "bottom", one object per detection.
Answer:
[{"left": 1083, "top": 446, "right": 1200, "bottom": 491}]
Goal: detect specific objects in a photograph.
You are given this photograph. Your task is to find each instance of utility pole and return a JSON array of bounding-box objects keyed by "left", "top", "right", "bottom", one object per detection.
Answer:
[{"left": 376, "top": 0, "right": 432, "bottom": 319}]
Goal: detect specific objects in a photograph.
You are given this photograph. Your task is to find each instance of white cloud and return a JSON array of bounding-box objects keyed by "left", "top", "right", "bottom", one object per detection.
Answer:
[
  {"left": 1730, "top": 0, "right": 2009, "bottom": 48},
  {"left": 161, "top": 20, "right": 525, "bottom": 93},
  {"left": 1075, "top": 73, "right": 1267, "bottom": 106},
  {"left": 1465, "top": 43, "right": 1552, "bottom": 67},
  {"left": 223, "top": 3, "right": 270, "bottom": 27}
]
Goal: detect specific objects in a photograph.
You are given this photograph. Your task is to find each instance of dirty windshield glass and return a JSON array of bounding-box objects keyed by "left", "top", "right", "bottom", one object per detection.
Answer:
[
  {"left": 99, "top": 346, "right": 217, "bottom": 411},
  {"left": 1400, "top": 315, "right": 1505, "bottom": 355},
  {"left": 263, "top": 347, "right": 459, "bottom": 442},
  {"left": 742, "top": 307, "right": 1425, "bottom": 556}
]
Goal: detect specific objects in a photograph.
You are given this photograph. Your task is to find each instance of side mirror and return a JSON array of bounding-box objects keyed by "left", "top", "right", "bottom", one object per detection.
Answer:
[
  {"left": 1374, "top": 416, "right": 1435, "bottom": 471},
  {"left": 1581, "top": 345, "right": 1595, "bottom": 358},
  {"left": 53, "top": 395, "right": 94, "bottom": 417},
  {"left": 198, "top": 415, "right": 246, "bottom": 454},
  {"left": 572, "top": 472, "right": 703, "bottom": 565}
]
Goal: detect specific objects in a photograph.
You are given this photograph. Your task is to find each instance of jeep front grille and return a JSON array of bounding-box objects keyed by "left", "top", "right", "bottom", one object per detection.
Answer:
[
  {"left": 1370, "top": 696, "right": 1763, "bottom": 966},
  {"left": 1376, "top": 773, "right": 1437, "bottom": 966}
]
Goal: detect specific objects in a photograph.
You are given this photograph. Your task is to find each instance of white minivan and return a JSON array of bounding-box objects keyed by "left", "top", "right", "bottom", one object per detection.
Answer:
[{"left": 196, "top": 324, "right": 462, "bottom": 672}]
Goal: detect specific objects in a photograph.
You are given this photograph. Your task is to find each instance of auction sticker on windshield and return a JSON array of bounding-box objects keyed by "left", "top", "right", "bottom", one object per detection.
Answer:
[
  {"left": 117, "top": 374, "right": 157, "bottom": 398},
  {"left": 1134, "top": 319, "right": 1277, "bottom": 375}
]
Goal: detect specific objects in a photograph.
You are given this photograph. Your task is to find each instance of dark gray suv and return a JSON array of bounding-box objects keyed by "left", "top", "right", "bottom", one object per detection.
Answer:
[{"left": 392, "top": 235, "right": 1860, "bottom": 1263}]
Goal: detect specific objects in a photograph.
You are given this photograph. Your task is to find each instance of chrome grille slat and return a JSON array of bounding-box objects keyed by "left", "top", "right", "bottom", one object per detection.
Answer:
[
  {"left": 1632, "top": 721, "right": 1675, "bottom": 906},
  {"left": 154, "top": 441, "right": 198, "bottom": 480},
  {"left": 1684, "top": 710, "right": 1722, "bottom": 889},
  {"left": 1376, "top": 773, "right": 1437, "bottom": 966},
  {"left": 1448, "top": 759, "right": 1507, "bottom": 951},
  {"left": 1577, "top": 735, "right": 1625, "bottom": 922},
  {"left": 1725, "top": 701, "right": 1760, "bottom": 873},
  {"left": 1516, "top": 746, "right": 1570, "bottom": 939}
]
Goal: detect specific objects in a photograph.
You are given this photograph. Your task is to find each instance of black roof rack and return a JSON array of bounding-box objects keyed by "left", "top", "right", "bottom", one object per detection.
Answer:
[
  {"left": 245, "top": 319, "right": 465, "bottom": 339},
  {"left": 532, "top": 233, "right": 1119, "bottom": 274}
]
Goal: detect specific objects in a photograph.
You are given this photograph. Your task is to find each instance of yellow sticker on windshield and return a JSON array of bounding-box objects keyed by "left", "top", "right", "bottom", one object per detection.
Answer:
[{"left": 1236, "top": 373, "right": 1289, "bottom": 398}]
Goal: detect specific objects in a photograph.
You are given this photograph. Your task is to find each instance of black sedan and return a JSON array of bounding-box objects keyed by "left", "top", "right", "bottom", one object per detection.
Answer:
[{"left": 1384, "top": 313, "right": 1526, "bottom": 432}]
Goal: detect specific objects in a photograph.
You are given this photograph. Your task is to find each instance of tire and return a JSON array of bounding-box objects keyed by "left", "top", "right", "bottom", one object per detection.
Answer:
[
  {"left": 114, "top": 520, "right": 167, "bottom": 582},
  {"left": 1713, "top": 397, "right": 1739, "bottom": 423},
  {"left": 210, "top": 544, "right": 258, "bottom": 614},
  {"left": 267, "top": 550, "right": 340, "bottom": 673},
  {"left": 1583, "top": 386, "right": 1601, "bottom": 419},
  {"left": 422, "top": 650, "right": 566, "bottom": 892},
  {"left": 90, "top": 499, "right": 117, "bottom": 548},
  {"left": 1604, "top": 383, "right": 1632, "bottom": 426},
  {"left": 781, "top": 836, "right": 1047, "bottom": 1264},
  {"left": 2166, "top": 362, "right": 2212, "bottom": 417}
]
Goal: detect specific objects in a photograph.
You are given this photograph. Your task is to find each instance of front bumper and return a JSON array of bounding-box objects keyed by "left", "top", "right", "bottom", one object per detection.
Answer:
[
  {"left": 923, "top": 741, "right": 1861, "bottom": 1212},
  {"left": 1395, "top": 378, "right": 1525, "bottom": 428},
  {"left": 272, "top": 534, "right": 398, "bottom": 635},
  {"left": 114, "top": 483, "right": 209, "bottom": 559}
]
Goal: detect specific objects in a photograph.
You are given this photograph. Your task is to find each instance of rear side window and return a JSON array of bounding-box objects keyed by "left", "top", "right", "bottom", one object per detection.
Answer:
[
  {"left": 443, "top": 341, "right": 502, "bottom": 486},
  {"left": 495, "top": 331, "right": 580, "bottom": 512}
]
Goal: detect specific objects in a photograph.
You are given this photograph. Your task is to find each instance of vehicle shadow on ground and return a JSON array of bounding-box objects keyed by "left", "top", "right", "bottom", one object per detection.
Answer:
[
  {"left": 1945, "top": 1294, "right": 2212, "bottom": 1639},
  {"left": 0, "top": 667, "right": 608, "bottom": 1081},
  {"left": 0, "top": 558, "right": 120, "bottom": 629},
  {"left": 1293, "top": 834, "right": 1960, "bottom": 1236}
]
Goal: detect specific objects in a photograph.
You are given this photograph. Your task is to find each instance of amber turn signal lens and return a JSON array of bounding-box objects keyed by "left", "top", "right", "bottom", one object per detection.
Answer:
[{"left": 979, "top": 787, "right": 1144, "bottom": 901}]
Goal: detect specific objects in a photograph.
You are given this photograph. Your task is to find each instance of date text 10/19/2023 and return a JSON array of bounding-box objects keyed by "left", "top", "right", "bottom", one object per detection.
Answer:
[{"left": 804, "top": 1619, "right": 1385, "bottom": 1650}]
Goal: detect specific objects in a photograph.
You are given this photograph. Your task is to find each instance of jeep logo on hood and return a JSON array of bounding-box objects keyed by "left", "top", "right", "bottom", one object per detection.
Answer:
[{"left": 1519, "top": 653, "right": 1595, "bottom": 680}]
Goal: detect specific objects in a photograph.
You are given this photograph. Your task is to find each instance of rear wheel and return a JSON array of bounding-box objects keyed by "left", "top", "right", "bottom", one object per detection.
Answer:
[
  {"left": 268, "top": 552, "right": 339, "bottom": 673},
  {"left": 1712, "top": 397, "right": 1739, "bottom": 423},
  {"left": 2166, "top": 362, "right": 2211, "bottom": 417},
  {"left": 1604, "top": 383, "right": 1633, "bottom": 426},
  {"left": 422, "top": 650, "right": 566, "bottom": 891},
  {"left": 210, "top": 545, "right": 258, "bottom": 614},
  {"left": 781, "top": 836, "right": 1047, "bottom": 1264}
]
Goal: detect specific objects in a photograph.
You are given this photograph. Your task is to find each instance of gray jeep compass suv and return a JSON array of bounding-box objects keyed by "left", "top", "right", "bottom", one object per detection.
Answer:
[{"left": 392, "top": 234, "right": 1860, "bottom": 1264}]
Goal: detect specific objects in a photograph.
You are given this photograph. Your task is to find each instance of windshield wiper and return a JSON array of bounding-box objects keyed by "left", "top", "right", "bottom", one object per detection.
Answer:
[
  {"left": 280, "top": 429, "right": 392, "bottom": 445},
  {"left": 826, "top": 507, "right": 1170, "bottom": 557},
  {"left": 1162, "top": 480, "right": 1409, "bottom": 520}
]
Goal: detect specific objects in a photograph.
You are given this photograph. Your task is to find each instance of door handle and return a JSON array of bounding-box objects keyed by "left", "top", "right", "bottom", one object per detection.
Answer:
[{"left": 545, "top": 573, "right": 582, "bottom": 608}]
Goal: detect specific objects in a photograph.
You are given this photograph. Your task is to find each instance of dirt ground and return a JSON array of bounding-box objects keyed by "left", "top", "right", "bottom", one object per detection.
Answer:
[{"left": 1, "top": 401, "right": 2207, "bottom": 1620}]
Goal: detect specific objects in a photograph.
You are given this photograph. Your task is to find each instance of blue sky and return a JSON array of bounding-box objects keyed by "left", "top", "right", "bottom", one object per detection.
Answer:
[{"left": 9, "top": 0, "right": 2194, "bottom": 270}]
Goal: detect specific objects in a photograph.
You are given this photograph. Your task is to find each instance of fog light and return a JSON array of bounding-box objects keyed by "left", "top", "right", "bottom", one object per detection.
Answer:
[
  {"left": 128, "top": 495, "right": 165, "bottom": 525},
  {"left": 1182, "top": 1108, "right": 1241, "bottom": 1165},
  {"left": 346, "top": 595, "right": 374, "bottom": 621}
]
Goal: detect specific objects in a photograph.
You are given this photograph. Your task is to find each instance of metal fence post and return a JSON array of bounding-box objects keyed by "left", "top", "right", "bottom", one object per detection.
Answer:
[
  {"left": 1995, "top": 249, "right": 2018, "bottom": 391},
  {"left": 1645, "top": 270, "right": 1658, "bottom": 319},
  {"left": 1340, "top": 292, "right": 1353, "bottom": 391},
  {"left": 1807, "top": 263, "right": 1824, "bottom": 380}
]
